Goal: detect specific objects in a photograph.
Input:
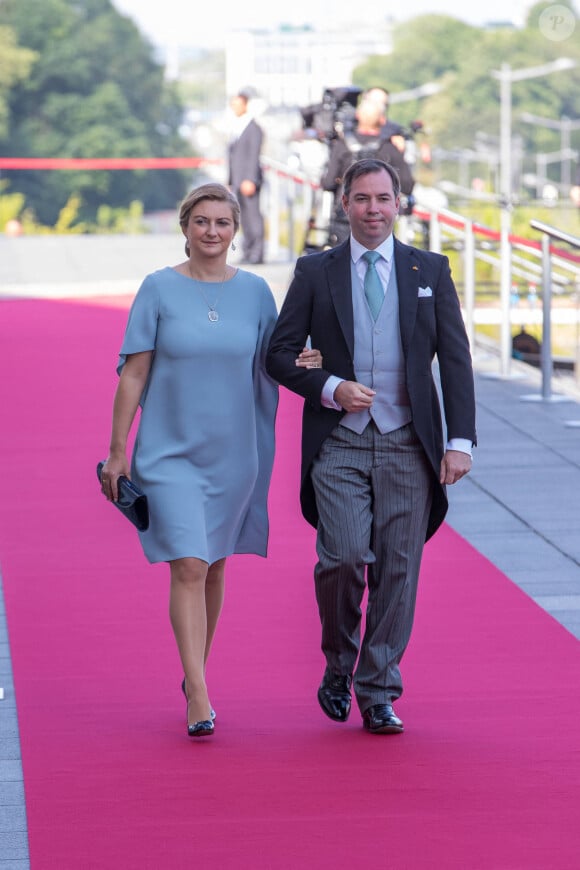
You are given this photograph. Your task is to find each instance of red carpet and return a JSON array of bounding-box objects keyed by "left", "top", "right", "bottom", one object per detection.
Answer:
[{"left": 1, "top": 297, "right": 579, "bottom": 869}]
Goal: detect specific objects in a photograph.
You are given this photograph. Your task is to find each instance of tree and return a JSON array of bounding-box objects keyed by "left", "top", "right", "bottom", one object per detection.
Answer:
[
  {"left": 353, "top": 7, "right": 580, "bottom": 194},
  {"left": 0, "top": 0, "right": 191, "bottom": 225},
  {"left": 353, "top": 16, "right": 482, "bottom": 134},
  {"left": 0, "top": 25, "right": 37, "bottom": 142}
]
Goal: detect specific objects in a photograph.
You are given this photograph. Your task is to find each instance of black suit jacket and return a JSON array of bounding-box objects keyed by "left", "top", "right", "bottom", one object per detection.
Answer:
[{"left": 266, "top": 237, "right": 477, "bottom": 541}]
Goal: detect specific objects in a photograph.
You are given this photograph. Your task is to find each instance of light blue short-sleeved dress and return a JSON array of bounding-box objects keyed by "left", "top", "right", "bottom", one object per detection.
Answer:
[{"left": 117, "top": 266, "right": 279, "bottom": 565}]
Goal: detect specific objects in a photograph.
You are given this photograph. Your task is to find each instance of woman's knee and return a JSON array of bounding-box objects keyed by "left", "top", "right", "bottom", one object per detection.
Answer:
[
  {"left": 170, "top": 557, "right": 208, "bottom": 587},
  {"left": 206, "top": 557, "right": 226, "bottom": 584}
]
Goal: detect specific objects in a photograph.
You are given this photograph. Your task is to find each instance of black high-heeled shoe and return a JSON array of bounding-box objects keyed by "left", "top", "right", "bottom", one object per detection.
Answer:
[
  {"left": 187, "top": 719, "right": 214, "bottom": 737},
  {"left": 181, "top": 678, "right": 216, "bottom": 721}
]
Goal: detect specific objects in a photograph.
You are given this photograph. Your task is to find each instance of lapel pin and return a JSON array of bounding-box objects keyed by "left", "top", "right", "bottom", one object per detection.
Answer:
[{"left": 412, "top": 265, "right": 419, "bottom": 271}]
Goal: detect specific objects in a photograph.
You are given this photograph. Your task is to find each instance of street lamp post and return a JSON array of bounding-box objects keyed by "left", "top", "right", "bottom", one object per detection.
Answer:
[
  {"left": 389, "top": 82, "right": 442, "bottom": 105},
  {"left": 491, "top": 58, "right": 577, "bottom": 379},
  {"left": 535, "top": 147, "right": 579, "bottom": 199},
  {"left": 520, "top": 111, "right": 580, "bottom": 192}
]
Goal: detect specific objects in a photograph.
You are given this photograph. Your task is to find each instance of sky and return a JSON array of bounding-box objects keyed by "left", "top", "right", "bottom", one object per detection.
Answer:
[{"left": 111, "top": 0, "right": 534, "bottom": 49}]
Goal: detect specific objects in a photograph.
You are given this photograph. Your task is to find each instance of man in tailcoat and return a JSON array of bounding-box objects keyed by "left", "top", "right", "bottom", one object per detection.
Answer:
[{"left": 266, "top": 158, "right": 476, "bottom": 734}]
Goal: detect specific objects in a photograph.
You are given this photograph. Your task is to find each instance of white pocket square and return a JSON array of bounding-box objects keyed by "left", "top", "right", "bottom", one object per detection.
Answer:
[{"left": 418, "top": 286, "right": 432, "bottom": 297}]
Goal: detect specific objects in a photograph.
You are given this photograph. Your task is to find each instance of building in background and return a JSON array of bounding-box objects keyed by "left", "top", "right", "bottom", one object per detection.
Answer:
[{"left": 224, "top": 22, "right": 393, "bottom": 108}]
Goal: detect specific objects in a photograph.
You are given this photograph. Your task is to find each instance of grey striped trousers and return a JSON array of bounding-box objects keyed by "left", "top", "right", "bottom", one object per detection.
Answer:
[{"left": 311, "top": 420, "right": 433, "bottom": 712}]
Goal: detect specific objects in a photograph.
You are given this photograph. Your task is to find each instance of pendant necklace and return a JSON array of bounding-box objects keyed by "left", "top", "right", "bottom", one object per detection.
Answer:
[{"left": 188, "top": 263, "right": 228, "bottom": 322}]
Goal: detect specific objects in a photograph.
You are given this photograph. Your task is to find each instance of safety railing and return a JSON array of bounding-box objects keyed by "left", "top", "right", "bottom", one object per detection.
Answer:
[
  {"left": 528, "top": 220, "right": 580, "bottom": 400},
  {"left": 260, "top": 156, "right": 320, "bottom": 261},
  {"left": 413, "top": 205, "right": 580, "bottom": 387}
]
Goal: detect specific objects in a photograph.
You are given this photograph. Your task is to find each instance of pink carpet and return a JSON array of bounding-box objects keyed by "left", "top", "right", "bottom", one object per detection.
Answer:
[{"left": 1, "top": 297, "right": 579, "bottom": 869}]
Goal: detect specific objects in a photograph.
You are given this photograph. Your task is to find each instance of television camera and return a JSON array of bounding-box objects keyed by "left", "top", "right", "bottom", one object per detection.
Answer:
[
  {"left": 300, "top": 87, "right": 425, "bottom": 145},
  {"left": 299, "top": 86, "right": 362, "bottom": 142}
]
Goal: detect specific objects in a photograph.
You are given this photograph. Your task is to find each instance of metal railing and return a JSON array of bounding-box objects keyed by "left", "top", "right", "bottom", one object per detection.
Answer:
[
  {"left": 529, "top": 220, "right": 580, "bottom": 400},
  {"left": 414, "top": 204, "right": 580, "bottom": 390},
  {"left": 260, "top": 156, "right": 319, "bottom": 261}
]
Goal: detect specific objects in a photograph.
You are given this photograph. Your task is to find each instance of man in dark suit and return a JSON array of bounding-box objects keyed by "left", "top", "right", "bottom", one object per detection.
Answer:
[
  {"left": 228, "top": 90, "right": 265, "bottom": 264},
  {"left": 266, "top": 158, "right": 476, "bottom": 734}
]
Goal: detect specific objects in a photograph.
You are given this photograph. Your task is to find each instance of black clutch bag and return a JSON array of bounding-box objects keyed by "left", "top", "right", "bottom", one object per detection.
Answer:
[{"left": 96, "top": 462, "right": 149, "bottom": 531}]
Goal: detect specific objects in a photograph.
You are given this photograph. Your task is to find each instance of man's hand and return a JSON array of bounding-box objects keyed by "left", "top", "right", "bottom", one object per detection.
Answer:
[
  {"left": 439, "top": 450, "right": 472, "bottom": 485},
  {"left": 334, "top": 381, "right": 375, "bottom": 412},
  {"left": 240, "top": 179, "right": 257, "bottom": 197}
]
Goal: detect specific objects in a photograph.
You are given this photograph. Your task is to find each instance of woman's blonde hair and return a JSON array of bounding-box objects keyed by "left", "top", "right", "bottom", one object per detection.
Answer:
[{"left": 179, "top": 182, "right": 241, "bottom": 248}]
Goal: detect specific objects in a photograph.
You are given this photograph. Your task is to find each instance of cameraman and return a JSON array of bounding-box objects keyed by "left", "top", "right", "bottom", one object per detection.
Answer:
[{"left": 320, "top": 88, "right": 415, "bottom": 245}]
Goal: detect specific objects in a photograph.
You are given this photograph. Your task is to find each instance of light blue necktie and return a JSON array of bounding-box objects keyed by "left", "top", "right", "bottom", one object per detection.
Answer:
[{"left": 362, "top": 250, "right": 384, "bottom": 321}]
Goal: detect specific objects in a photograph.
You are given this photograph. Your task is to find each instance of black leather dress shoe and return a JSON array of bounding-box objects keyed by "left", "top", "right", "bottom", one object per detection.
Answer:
[
  {"left": 362, "top": 703, "right": 404, "bottom": 734},
  {"left": 317, "top": 672, "right": 352, "bottom": 722}
]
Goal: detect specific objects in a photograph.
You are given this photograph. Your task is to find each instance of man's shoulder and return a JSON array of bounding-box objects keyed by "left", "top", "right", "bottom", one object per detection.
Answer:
[
  {"left": 377, "top": 138, "right": 405, "bottom": 162},
  {"left": 381, "top": 120, "right": 405, "bottom": 139},
  {"left": 237, "top": 118, "right": 263, "bottom": 139},
  {"left": 394, "top": 236, "right": 447, "bottom": 262},
  {"left": 394, "top": 239, "right": 447, "bottom": 267}
]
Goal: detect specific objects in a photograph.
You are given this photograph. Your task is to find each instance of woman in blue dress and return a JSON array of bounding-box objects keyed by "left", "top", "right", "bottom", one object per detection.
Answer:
[{"left": 100, "top": 183, "right": 321, "bottom": 737}]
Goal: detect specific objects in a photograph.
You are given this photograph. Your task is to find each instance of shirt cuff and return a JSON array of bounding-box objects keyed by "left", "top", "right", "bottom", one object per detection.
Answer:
[
  {"left": 321, "top": 375, "right": 344, "bottom": 410},
  {"left": 446, "top": 437, "right": 473, "bottom": 457}
]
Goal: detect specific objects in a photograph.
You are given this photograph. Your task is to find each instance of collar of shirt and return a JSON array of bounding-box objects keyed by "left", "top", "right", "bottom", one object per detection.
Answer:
[
  {"left": 230, "top": 113, "right": 252, "bottom": 140},
  {"left": 351, "top": 234, "right": 394, "bottom": 289}
]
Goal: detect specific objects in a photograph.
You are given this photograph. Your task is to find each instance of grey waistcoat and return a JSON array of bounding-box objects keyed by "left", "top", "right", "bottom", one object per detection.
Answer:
[{"left": 340, "top": 258, "right": 412, "bottom": 435}]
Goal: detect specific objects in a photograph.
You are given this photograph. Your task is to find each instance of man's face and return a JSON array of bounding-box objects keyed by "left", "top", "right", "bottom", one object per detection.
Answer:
[
  {"left": 355, "top": 99, "right": 384, "bottom": 130},
  {"left": 365, "top": 88, "right": 389, "bottom": 115},
  {"left": 342, "top": 169, "right": 400, "bottom": 249},
  {"left": 230, "top": 96, "right": 247, "bottom": 117}
]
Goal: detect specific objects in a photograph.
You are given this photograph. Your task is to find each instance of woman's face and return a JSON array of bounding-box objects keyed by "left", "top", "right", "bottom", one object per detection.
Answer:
[{"left": 184, "top": 199, "right": 236, "bottom": 260}]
